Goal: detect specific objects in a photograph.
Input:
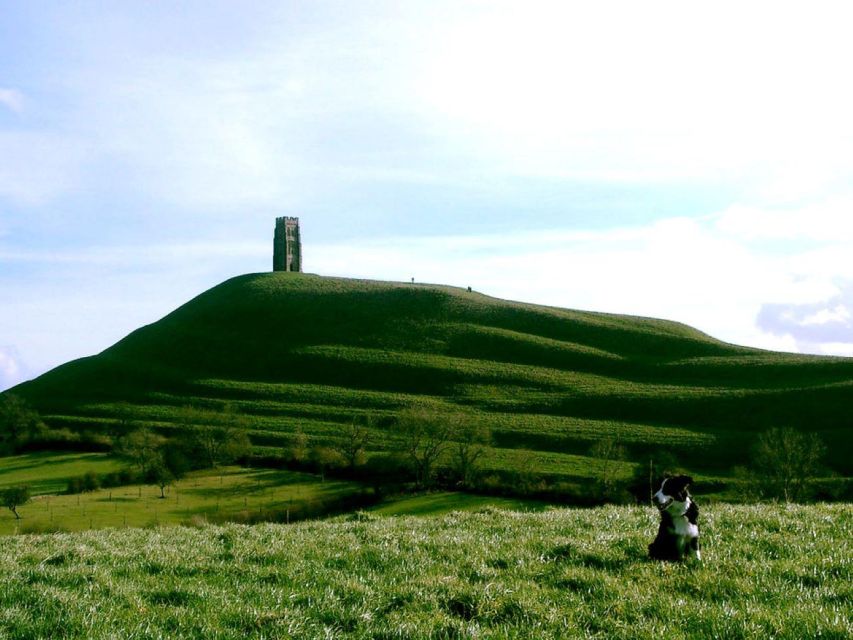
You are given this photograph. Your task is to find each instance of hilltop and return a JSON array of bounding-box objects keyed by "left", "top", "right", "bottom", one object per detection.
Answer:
[{"left": 8, "top": 272, "right": 853, "bottom": 478}]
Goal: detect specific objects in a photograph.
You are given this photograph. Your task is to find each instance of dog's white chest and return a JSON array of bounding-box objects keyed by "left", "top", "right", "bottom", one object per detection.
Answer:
[{"left": 673, "top": 515, "right": 698, "bottom": 538}]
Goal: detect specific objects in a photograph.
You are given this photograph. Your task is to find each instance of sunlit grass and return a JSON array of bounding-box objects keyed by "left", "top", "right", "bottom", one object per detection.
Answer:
[
  {"left": 0, "top": 465, "right": 364, "bottom": 536},
  {"left": 0, "top": 503, "right": 848, "bottom": 639},
  {"left": 0, "top": 452, "right": 123, "bottom": 496},
  {"left": 368, "top": 492, "right": 549, "bottom": 516}
]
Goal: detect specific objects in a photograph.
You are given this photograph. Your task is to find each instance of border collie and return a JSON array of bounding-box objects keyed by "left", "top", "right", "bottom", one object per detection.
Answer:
[{"left": 648, "top": 475, "right": 701, "bottom": 561}]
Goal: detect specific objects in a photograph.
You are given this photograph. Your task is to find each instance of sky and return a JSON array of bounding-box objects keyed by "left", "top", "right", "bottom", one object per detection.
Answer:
[{"left": 2, "top": 1, "right": 853, "bottom": 391}]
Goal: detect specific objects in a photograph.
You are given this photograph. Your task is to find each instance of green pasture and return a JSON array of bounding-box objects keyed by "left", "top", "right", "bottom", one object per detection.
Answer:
[
  {"left": 0, "top": 465, "right": 365, "bottom": 536},
  {"left": 0, "top": 503, "right": 849, "bottom": 639},
  {"left": 0, "top": 452, "right": 123, "bottom": 496},
  {"left": 368, "top": 492, "right": 550, "bottom": 516}
]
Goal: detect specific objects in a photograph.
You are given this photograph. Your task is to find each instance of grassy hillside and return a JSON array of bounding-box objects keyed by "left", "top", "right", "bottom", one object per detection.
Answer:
[
  {"left": 8, "top": 273, "right": 853, "bottom": 478},
  {"left": 0, "top": 504, "right": 849, "bottom": 639}
]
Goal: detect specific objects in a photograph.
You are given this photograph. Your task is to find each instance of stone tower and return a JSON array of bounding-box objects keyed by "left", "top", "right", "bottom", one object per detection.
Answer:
[{"left": 273, "top": 216, "right": 301, "bottom": 272}]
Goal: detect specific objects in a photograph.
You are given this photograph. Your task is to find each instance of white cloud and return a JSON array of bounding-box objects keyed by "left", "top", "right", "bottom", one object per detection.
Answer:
[
  {"left": 0, "top": 88, "right": 24, "bottom": 113},
  {"left": 312, "top": 203, "right": 853, "bottom": 358},
  {"left": 815, "top": 342, "right": 853, "bottom": 357},
  {"left": 0, "top": 346, "right": 27, "bottom": 391},
  {"left": 801, "top": 305, "right": 851, "bottom": 327},
  {"left": 714, "top": 199, "right": 853, "bottom": 242},
  {"left": 417, "top": 2, "right": 853, "bottom": 197}
]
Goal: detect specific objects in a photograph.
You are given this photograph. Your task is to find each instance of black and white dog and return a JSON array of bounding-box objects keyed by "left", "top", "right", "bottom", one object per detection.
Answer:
[{"left": 648, "top": 475, "right": 701, "bottom": 561}]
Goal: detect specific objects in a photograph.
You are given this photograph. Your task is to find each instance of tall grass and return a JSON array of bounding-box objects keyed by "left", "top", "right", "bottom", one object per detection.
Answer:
[{"left": 0, "top": 503, "right": 849, "bottom": 638}]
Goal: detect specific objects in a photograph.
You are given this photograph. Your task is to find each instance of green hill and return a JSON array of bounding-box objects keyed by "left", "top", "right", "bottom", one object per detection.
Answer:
[{"left": 8, "top": 272, "right": 853, "bottom": 478}]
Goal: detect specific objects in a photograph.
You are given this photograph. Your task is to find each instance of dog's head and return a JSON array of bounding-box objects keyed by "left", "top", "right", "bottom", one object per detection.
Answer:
[{"left": 653, "top": 475, "right": 693, "bottom": 514}]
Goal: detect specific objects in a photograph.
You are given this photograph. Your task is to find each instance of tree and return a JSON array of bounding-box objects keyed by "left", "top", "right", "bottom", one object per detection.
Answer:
[
  {"left": 750, "top": 427, "right": 826, "bottom": 502},
  {"left": 2, "top": 485, "right": 30, "bottom": 519},
  {"left": 396, "top": 407, "right": 453, "bottom": 488},
  {"left": 335, "top": 417, "right": 372, "bottom": 470},
  {"left": 311, "top": 445, "right": 345, "bottom": 481},
  {"left": 116, "top": 427, "right": 192, "bottom": 497},
  {"left": 148, "top": 458, "right": 174, "bottom": 499},
  {"left": 116, "top": 428, "right": 165, "bottom": 477},
  {"left": 363, "top": 452, "right": 411, "bottom": 496},
  {"left": 182, "top": 405, "right": 251, "bottom": 468},
  {"left": 289, "top": 426, "right": 309, "bottom": 464},
  {"left": 509, "top": 448, "right": 542, "bottom": 495},
  {"left": 451, "top": 422, "right": 491, "bottom": 488},
  {"left": 0, "top": 394, "right": 45, "bottom": 450},
  {"left": 589, "top": 437, "right": 627, "bottom": 500},
  {"left": 111, "top": 401, "right": 139, "bottom": 437},
  {"left": 149, "top": 447, "right": 189, "bottom": 498}
]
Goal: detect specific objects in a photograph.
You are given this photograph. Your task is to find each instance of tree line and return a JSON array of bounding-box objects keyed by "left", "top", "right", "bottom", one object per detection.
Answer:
[
  {"left": 588, "top": 426, "right": 838, "bottom": 504},
  {"left": 0, "top": 392, "right": 845, "bottom": 522}
]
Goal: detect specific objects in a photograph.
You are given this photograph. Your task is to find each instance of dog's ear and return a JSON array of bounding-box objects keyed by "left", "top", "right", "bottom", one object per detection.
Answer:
[{"left": 676, "top": 475, "right": 694, "bottom": 494}]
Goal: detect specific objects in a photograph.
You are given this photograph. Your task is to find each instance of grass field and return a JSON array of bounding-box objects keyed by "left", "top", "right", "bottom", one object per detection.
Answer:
[
  {"left": 0, "top": 452, "right": 123, "bottom": 496},
  {"left": 0, "top": 450, "right": 560, "bottom": 535},
  {"left": 0, "top": 503, "right": 848, "bottom": 639},
  {"left": 7, "top": 273, "right": 853, "bottom": 484},
  {"left": 368, "top": 492, "right": 550, "bottom": 516},
  {"left": 0, "top": 464, "right": 366, "bottom": 536}
]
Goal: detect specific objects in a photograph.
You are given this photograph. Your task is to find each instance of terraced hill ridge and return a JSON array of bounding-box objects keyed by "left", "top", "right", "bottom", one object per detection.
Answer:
[{"left": 9, "top": 272, "right": 853, "bottom": 477}]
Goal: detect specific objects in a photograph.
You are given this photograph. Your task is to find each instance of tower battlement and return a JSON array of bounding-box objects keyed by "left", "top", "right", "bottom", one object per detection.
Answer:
[{"left": 273, "top": 217, "right": 301, "bottom": 272}]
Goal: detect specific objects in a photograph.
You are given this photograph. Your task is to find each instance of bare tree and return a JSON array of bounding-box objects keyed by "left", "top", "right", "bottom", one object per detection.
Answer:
[
  {"left": 451, "top": 422, "right": 491, "bottom": 488},
  {"left": 397, "top": 407, "right": 453, "bottom": 488},
  {"left": 751, "top": 427, "right": 826, "bottom": 502}
]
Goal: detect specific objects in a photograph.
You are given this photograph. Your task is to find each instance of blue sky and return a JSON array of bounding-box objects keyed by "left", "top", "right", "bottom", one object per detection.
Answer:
[{"left": 2, "top": 1, "right": 853, "bottom": 390}]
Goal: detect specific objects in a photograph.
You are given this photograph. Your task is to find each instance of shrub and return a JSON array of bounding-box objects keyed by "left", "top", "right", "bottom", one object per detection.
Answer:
[{"left": 82, "top": 471, "right": 100, "bottom": 492}]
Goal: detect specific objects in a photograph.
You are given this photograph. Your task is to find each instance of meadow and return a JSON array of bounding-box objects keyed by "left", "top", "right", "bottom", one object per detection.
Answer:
[
  {"left": 0, "top": 503, "right": 849, "bottom": 639},
  {"left": 0, "top": 452, "right": 123, "bottom": 496},
  {"left": 0, "top": 459, "right": 368, "bottom": 536}
]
